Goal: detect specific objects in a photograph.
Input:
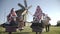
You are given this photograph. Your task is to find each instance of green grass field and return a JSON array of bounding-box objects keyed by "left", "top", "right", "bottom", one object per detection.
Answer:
[{"left": 0, "top": 26, "right": 60, "bottom": 34}]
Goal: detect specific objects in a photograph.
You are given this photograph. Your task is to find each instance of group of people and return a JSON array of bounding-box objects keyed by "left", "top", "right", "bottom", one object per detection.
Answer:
[
  {"left": 3, "top": 8, "right": 25, "bottom": 34},
  {"left": 30, "top": 6, "right": 51, "bottom": 34},
  {"left": 2, "top": 5, "right": 51, "bottom": 34}
]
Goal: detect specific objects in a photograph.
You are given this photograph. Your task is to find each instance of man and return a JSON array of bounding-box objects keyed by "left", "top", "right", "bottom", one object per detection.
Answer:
[{"left": 42, "top": 14, "right": 51, "bottom": 32}]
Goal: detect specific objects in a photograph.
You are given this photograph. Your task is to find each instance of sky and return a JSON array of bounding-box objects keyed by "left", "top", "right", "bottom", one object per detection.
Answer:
[{"left": 0, "top": 0, "right": 60, "bottom": 25}]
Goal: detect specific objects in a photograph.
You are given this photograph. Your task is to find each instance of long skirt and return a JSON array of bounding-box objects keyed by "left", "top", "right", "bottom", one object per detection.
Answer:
[
  {"left": 5, "top": 26, "right": 17, "bottom": 32},
  {"left": 31, "top": 23, "right": 44, "bottom": 32},
  {"left": 5, "top": 21, "right": 18, "bottom": 32},
  {"left": 32, "top": 26, "right": 43, "bottom": 32},
  {"left": 18, "top": 21, "right": 24, "bottom": 29}
]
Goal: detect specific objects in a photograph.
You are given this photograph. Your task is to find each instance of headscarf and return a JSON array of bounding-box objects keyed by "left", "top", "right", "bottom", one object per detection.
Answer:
[{"left": 33, "top": 6, "right": 43, "bottom": 21}]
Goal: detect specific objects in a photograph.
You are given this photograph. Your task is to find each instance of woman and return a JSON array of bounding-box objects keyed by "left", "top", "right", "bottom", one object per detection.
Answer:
[
  {"left": 5, "top": 8, "right": 17, "bottom": 34},
  {"left": 5, "top": 8, "right": 17, "bottom": 26},
  {"left": 30, "top": 6, "right": 44, "bottom": 34},
  {"left": 17, "top": 15, "right": 25, "bottom": 31},
  {"left": 9, "top": 8, "right": 17, "bottom": 26}
]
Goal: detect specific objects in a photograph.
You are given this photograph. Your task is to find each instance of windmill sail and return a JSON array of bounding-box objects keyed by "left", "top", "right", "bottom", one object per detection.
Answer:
[
  {"left": 18, "top": 3, "right": 25, "bottom": 9},
  {"left": 24, "top": 0, "right": 27, "bottom": 8}
]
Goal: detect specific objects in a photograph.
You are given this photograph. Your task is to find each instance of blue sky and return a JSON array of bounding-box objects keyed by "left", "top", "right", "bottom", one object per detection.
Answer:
[{"left": 0, "top": 0, "right": 60, "bottom": 25}]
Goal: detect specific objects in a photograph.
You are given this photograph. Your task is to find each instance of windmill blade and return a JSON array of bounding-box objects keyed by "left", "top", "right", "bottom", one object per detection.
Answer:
[
  {"left": 24, "top": 0, "right": 27, "bottom": 8},
  {"left": 18, "top": 3, "right": 25, "bottom": 9},
  {"left": 28, "top": 5, "right": 32, "bottom": 9},
  {"left": 28, "top": 11, "right": 34, "bottom": 17},
  {"left": 28, "top": 11, "right": 33, "bottom": 15}
]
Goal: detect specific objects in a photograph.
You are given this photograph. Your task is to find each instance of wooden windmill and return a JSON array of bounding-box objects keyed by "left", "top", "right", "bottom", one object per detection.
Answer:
[{"left": 15, "top": 0, "right": 32, "bottom": 22}]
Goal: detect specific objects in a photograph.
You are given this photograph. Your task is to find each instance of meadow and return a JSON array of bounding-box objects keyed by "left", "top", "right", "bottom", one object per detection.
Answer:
[{"left": 0, "top": 26, "right": 60, "bottom": 34}]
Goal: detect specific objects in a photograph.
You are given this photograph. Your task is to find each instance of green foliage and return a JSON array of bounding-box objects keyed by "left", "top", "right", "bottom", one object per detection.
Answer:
[{"left": 57, "top": 20, "right": 60, "bottom": 26}]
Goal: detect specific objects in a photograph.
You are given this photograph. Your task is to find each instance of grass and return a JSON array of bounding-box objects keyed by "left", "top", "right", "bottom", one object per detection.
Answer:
[{"left": 0, "top": 26, "right": 60, "bottom": 34}]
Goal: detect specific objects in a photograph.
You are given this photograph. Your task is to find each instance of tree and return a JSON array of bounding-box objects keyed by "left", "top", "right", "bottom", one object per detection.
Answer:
[{"left": 57, "top": 20, "right": 60, "bottom": 26}]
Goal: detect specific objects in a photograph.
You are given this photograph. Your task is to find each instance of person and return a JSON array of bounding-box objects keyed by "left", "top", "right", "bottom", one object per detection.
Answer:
[
  {"left": 42, "top": 14, "right": 51, "bottom": 32},
  {"left": 5, "top": 8, "right": 17, "bottom": 24},
  {"left": 31, "top": 16, "right": 44, "bottom": 34},
  {"left": 45, "top": 15, "right": 51, "bottom": 32},
  {"left": 31, "top": 6, "right": 44, "bottom": 34},
  {"left": 18, "top": 15, "right": 25, "bottom": 31},
  {"left": 5, "top": 8, "right": 18, "bottom": 34},
  {"left": 6, "top": 8, "right": 17, "bottom": 26},
  {"left": 9, "top": 8, "right": 17, "bottom": 26}
]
